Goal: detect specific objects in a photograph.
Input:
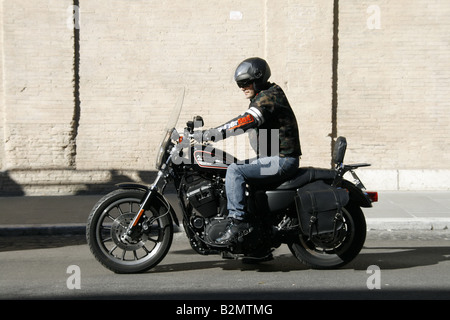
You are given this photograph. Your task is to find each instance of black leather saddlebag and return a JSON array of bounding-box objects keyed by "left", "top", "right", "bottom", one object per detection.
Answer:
[{"left": 295, "top": 180, "right": 349, "bottom": 236}]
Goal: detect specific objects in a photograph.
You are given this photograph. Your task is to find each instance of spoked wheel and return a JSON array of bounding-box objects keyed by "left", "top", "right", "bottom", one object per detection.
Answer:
[
  {"left": 86, "top": 189, "right": 173, "bottom": 273},
  {"left": 288, "top": 205, "right": 366, "bottom": 269}
]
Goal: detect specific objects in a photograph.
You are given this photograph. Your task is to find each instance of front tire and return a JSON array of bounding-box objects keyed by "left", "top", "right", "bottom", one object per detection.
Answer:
[
  {"left": 86, "top": 189, "right": 173, "bottom": 273},
  {"left": 288, "top": 204, "right": 366, "bottom": 269}
]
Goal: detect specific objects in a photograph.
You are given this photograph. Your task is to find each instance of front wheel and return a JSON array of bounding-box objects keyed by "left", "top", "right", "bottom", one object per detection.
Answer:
[
  {"left": 288, "top": 204, "right": 366, "bottom": 269},
  {"left": 86, "top": 189, "right": 173, "bottom": 273}
]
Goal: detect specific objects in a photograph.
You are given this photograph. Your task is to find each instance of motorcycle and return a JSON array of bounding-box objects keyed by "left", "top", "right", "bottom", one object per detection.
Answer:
[{"left": 86, "top": 89, "right": 378, "bottom": 273}]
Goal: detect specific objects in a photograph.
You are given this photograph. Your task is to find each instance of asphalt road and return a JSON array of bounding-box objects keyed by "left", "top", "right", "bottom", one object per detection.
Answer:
[{"left": 1, "top": 229, "right": 450, "bottom": 301}]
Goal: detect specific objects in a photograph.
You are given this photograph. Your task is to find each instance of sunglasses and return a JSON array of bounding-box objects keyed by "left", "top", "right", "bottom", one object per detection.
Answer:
[{"left": 237, "top": 80, "right": 253, "bottom": 88}]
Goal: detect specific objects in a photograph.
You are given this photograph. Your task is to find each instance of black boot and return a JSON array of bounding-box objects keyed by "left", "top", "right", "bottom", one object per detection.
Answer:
[{"left": 215, "top": 218, "right": 252, "bottom": 245}]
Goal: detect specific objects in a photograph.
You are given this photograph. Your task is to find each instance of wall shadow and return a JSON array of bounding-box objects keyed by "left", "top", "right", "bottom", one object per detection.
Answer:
[
  {"left": 0, "top": 171, "right": 25, "bottom": 196},
  {"left": 0, "top": 169, "right": 159, "bottom": 196},
  {"left": 75, "top": 170, "right": 158, "bottom": 195},
  {"left": 348, "top": 245, "right": 450, "bottom": 270}
]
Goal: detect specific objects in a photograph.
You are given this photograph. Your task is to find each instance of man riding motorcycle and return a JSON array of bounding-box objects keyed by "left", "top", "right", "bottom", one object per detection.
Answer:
[
  {"left": 195, "top": 57, "right": 302, "bottom": 247},
  {"left": 86, "top": 57, "right": 376, "bottom": 273}
]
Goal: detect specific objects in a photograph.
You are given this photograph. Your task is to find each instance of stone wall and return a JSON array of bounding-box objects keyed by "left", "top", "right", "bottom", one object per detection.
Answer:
[
  {"left": 337, "top": 0, "right": 450, "bottom": 190},
  {"left": 0, "top": 0, "right": 449, "bottom": 195}
]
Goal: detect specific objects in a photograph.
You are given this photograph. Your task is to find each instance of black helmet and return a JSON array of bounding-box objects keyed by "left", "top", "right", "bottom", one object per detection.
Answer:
[{"left": 234, "top": 57, "right": 271, "bottom": 91}]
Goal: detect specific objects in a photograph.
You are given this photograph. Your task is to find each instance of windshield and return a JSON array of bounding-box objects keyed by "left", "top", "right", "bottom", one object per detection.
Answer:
[
  {"left": 165, "top": 87, "right": 185, "bottom": 131},
  {"left": 155, "top": 88, "right": 185, "bottom": 169}
]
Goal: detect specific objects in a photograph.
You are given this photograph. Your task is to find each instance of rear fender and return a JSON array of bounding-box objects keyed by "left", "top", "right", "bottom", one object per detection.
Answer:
[
  {"left": 116, "top": 182, "right": 180, "bottom": 226},
  {"left": 340, "top": 180, "right": 373, "bottom": 208}
]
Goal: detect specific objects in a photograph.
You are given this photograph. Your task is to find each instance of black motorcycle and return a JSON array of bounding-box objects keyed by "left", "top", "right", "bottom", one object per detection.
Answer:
[{"left": 86, "top": 90, "right": 378, "bottom": 273}]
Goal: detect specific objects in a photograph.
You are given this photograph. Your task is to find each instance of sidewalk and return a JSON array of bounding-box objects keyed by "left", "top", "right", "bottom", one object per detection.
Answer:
[{"left": 0, "top": 191, "right": 449, "bottom": 236}]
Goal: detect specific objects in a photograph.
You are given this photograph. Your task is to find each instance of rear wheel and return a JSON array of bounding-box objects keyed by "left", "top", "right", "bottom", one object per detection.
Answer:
[
  {"left": 288, "top": 204, "right": 366, "bottom": 269},
  {"left": 86, "top": 189, "right": 173, "bottom": 273}
]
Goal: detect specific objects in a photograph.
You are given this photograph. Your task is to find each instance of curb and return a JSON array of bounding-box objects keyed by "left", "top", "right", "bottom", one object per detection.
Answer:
[
  {"left": 1, "top": 219, "right": 450, "bottom": 237},
  {"left": 365, "top": 218, "right": 450, "bottom": 231}
]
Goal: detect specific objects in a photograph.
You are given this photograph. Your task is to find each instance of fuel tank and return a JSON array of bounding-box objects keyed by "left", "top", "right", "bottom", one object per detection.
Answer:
[{"left": 190, "top": 145, "right": 236, "bottom": 177}]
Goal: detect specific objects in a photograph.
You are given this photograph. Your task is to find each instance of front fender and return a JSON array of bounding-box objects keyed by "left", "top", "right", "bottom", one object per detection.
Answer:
[
  {"left": 341, "top": 180, "right": 373, "bottom": 208},
  {"left": 116, "top": 182, "right": 149, "bottom": 192},
  {"left": 116, "top": 182, "right": 180, "bottom": 226}
]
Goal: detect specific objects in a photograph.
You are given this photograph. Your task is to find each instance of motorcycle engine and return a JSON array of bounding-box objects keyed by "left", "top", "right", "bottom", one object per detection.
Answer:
[
  {"left": 185, "top": 176, "right": 221, "bottom": 218},
  {"left": 183, "top": 173, "right": 230, "bottom": 244},
  {"left": 184, "top": 174, "right": 226, "bottom": 218},
  {"left": 204, "top": 218, "right": 229, "bottom": 243},
  {"left": 183, "top": 173, "right": 266, "bottom": 252}
]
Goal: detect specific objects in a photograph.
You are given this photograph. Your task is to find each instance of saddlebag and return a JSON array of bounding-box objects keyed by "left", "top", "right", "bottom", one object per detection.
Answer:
[{"left": 294, "top": 180, "right": 349, "bottom": 237}]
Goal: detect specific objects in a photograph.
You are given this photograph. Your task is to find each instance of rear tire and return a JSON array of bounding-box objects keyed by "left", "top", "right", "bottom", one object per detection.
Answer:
[
  {"left": 86, "top": 189, "right": 173, "bottom": 273},
  {"left": 288, "top": 204, "right": 366, "bottom": 269}
]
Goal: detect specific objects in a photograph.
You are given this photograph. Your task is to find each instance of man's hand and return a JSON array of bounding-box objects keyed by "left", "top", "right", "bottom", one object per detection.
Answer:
[{"left": 192, "top": 128, "right": 221, "bottom": 143}]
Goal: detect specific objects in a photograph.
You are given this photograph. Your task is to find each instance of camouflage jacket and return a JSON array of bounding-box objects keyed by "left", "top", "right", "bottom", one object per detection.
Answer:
[{"left": 214, "top": 83, "right": 302, "bottom": 157}]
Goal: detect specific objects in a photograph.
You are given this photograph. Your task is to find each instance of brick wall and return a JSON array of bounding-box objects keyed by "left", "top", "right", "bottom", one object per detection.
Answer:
[
  {"left": 0, "top": 1, "right": 4, "bottom": 171},
  {"left": 76, "top": 0, "right": 333, "bottom": 171},
  {"left": 337, "top": 0, "right": 450, "bottom": 190},
  {"left": 0, "top": 0, "right": 449, "bottom": 195},
  {"left": 76, "top": 0, "right": 267, "bottom": 170},
  {"left": 1, "top": 0, "right": 75, "bottom": 170}
]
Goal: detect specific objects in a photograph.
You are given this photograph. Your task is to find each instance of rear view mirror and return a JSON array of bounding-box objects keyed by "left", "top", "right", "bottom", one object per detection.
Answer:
[
  {"left": 333, "top": 136, "right": 347, "bottom": 165},
  {"left": 186, "top": 116, "right": 204, "bottom": 133},
  {"left": 193, "top": 115, "right": 204, "bottom": 127}
]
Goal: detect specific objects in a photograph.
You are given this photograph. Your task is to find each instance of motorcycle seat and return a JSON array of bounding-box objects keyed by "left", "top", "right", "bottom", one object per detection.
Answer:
[{"left": 272, "top": 167, "right": 336, "bottom": 190}]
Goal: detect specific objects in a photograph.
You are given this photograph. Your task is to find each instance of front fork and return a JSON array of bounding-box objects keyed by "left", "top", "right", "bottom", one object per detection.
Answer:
[
  {"left": 123, "top": 142, "right": 178, "bottom": 242},
  {"left": 123, "top": 170, "right": 166, "bottom": 242}
]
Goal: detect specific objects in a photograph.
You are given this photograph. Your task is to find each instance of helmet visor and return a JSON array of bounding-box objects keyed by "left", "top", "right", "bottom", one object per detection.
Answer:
[{"left": 236, "top": 79, "right": 253, "bottom": 88}]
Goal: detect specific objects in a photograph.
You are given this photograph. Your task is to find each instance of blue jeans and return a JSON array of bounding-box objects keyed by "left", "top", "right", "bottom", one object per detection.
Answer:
[{"left": 225, "top": 156, "right": 299, "bottom": 220}]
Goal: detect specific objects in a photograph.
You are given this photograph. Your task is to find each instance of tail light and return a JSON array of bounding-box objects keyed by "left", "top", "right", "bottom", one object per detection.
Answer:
[{"left": 366, "top": 191, "right": 378, "bottom": 202}]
